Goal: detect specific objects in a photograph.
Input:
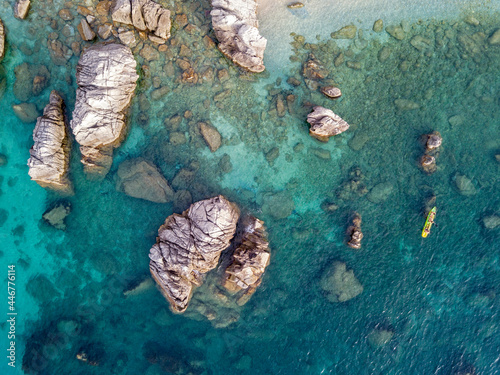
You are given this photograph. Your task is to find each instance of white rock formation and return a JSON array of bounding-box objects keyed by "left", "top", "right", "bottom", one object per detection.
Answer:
[
  {"left": 28, "top": 91, "right": 73, "bottom": 194},
  {"left": 70, "top": 43, "right": 138, "bottom": 178},
  {"left": 211, "top": 0, "right": 267, "bottom": 73}
]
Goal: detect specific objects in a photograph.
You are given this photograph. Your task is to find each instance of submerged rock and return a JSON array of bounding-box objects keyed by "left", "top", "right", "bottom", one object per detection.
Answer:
[
  {"left": 116, "top": 158, "right": 174, "bottom": 203},
  {"left": 111, "top": 0, "right": 171, "bottom": 40},
  {"left": 0, "top": 18, "right": 4, "bottom": 62},
  {"left": 483, "top": 215, "right": 500, "bottom": 229},
  {"left": 28, "top": 91, "right": 73, "bottom": 194},
  {"left": 320, "top": 261, "right": 363, "bottom": 302},
  {"left": 454, "top": 174, "right": 477, "bottom": 196},
  {"left": 12, "top": 103, "right": 39, "bottom": 123},
  {"left": 307, "top": 106, "right": 350, "bottom": 142},
  {"left": 488, "top": 29, "right": 500, "bottom": 45},
  {"left": 394, "top": 99, "right": 419, "bottom": 110},
  {"left": 149, "top": 195, "right": 240, "bottom": 313},
  {"left": 70, "top": 43, "right": 139, "bottom": 178},
  {"left": 303, "top": 56, "right": 329, "bottom": 80},
  {"left": 199, "top": 122, "right": 222, "bottom": 152},
  {"left": 331, "top": 25, "right": 357, "bottom": 39},
  {"left": 367, "top": 327, "right": 394, "bottom": 348},
  {"left": 211, "top": 0, "right": 267, "bottom": 73},
  {"left": 373, "top": 19, "right": 384, "bottom": 33},
  {"left": 367, "top": 182, "right": 394, "bottom": 204},
  {"left": 42, "top": 201, "right": 71, "bottom": 230},
  {"left": 14, "top": 0, "right": 30, "bottom": 19},
  {"left": 261, "top": 191, "right": 295, "bottom": 219},
  {"left": 223, "top": 216, "right": 270, "bottom": 301}
]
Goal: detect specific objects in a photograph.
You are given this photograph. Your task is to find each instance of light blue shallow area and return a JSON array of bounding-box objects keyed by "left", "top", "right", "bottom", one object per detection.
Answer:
[{"left": 0, "top": 0, "right": 499, "bottom": 374}]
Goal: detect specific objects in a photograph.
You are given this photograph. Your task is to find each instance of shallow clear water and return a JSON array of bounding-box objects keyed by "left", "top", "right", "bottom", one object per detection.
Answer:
[{"left": 1, "top": 0, "right": 500, "bottom": 374}]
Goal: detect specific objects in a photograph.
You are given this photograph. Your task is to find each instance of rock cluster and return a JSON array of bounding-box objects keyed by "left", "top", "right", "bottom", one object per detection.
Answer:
[
  {"left": 111, "top": 0, "right": 171, "bottom": 42},
  {"left": 223, "top": 216, "right": 270, "bottom": 304},
  {"left": 211, "top": 0, "right": 267, "bottom": 73},
  {"left": 419, "top": 131, "right": 442, "bottom": 174},
  {"left": 307, "top": 106, "right": 350, "bottom": 142},
  {"left": 27, "top": 91, "right": 73, "bottom": 195},
  {"left": 320, "top": 261, "right": 363, "bottom": 303},
  {"left": 115, "top": 158, "right": 174, "bottom": 203},
  {"left": 70, "top": 43, "right": 138, "bottom": 178},
  {"left": 149, "top": 195, "right": 240, "bottom": 313},
  {"left": 347, "top": 213, "right": 363, "bottom": 249}
]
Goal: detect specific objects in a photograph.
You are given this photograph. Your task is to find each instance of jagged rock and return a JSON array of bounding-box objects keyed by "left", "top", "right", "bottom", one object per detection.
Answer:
[
  {"left": 199, "top": 122, "right": 222, "bottom": 152},
  {"left": 115, "top": 158, "right": 174, "bottom": 203},
  {"left": 211, "top": 0, "right": 267, "bottom": 73},
  {"left": 27, "top": 91, "right": 72, "bottom": 194},
  {"left": 12, "top": 103, "right": 39, "bottom": 123},
  {"left": 307, "top": 106, "right": 350, "bottom": 142},
  {"left": 111, "top": 0, "right": 171, "bottom": 40},
  {"left": 320, "top": 86, "right": 341, "bottom": 99},
  {"left": 223, "top": 216, "right": 270, "bottom": 300},
  {"left": 0, "top": 18, "right": 4, "bottom": 62},
  {"left": 118, "top": 30, "right": 137, "bottom": 47},
  {"left": 70, "top": 43, "right": 138, "bottom": 178},
  {"left": 97, "top": 24, "right": 113, "bottom": 39},
  {"left": 420, "top": 154, "right": 436, "bottom": 174},
  {"left": 426, "top": 131, "right": 442, "bottom": 151},
  {"left": 303, "top": 56, "right": 329, "bottom": 80},
  {"left": 320, "top": 261, "right": 363, "bottom": 302},
  {"left": 42, "top": 201, "right": 71, "bottom": 230},
  {"left": 77, "top": 19, "right": 96, "bottom": 41},
  {"left": 347, "top": 213, "right": 363, "bottom": 249},
  {"left": 14, "top": 0, "right": 30, "bottom": 19},
  {"left": 455, "top": 174, "right": 476, "bottom": 196},
  {"left": 483, "top": 215, "right": 500, "bottom": 229},
  {"left": 149, "top": 195, "right": 240, "bottom": 313}
]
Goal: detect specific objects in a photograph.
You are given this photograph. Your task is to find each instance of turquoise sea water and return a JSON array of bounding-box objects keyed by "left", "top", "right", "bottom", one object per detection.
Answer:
[{"left": 1, "top": 0, "right": 500, "bottom": 374}]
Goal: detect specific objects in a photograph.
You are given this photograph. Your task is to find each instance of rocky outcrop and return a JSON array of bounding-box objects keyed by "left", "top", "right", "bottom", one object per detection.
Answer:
[
  {"left": 0, "top": 18, "right": 4, "bottom": 62},
  {"left": 115, "top": 158, "right": 174, "bottom": 203},
  {"left": 426, "top": 131, "right": 442, "bottom": 152},
  {"left": 307, "top": 106, "right": 350, "bottom": 142},
  {"left": 211, "top": 0, "right": 267, "bottom": 73},
  {"left": 149, "top": 195, "right": 240, "bottom": 313},
  {"left": 14, "top": 0, "right": 30, "bottom": 19},
  {"left": 223, "top": 216, "right": 270, "bottom": 304},
  {"left": 347, "top": 213, "right": 363, "bottom": 249},
  {"left": 70, "top": 43, "right": 138, "bottom": 178},
  {"left": 420, "top": 154, "right": 436, "bottom": 174},
  {"left": 419, "top": 131, "right": 442, "bottom": 174},
  {"left": 320, "top": 261, "right": 363, "bottom": 303},
  {"left": 27, "top": 91, "right": 73, "bottom": 194},
  {"left": 111, "top": 0, "right": 171, "bottom": 40}
]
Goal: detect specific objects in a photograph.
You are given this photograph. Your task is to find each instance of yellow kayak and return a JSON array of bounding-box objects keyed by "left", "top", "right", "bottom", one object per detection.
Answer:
[{"left": 422, "top": 207, "right": 437, "bottom": 238}]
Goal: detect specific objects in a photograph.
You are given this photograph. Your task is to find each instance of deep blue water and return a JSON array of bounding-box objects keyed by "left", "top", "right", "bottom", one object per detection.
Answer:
[{"left": 1, "top": 0, "right": 500, "bottom": 374}]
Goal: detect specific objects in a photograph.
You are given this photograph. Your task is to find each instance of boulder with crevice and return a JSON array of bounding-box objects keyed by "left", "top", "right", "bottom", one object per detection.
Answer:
[
  {"left": 111, "top": 0, "right": 171, "bottom": 40},
  {"left": 70, "top": 43, "right": 138, "bottom": 178},
  {"left": 149, "top": 195, "right": 240, "bottom": 313},
  {"left": 28, "top": 91, "right": 73, "bottom": 194},
  {"left": 307, "top": 106, "right": 350, "bottom": 142},
  {"left": 223, "top": 216, "right": 270, "bottom": 303},
  {"left": 211, "top": 0, "right": 267, "bottom": 73},
  {"left": 115, "top": 158, "right": 174, "bottom": 203}
]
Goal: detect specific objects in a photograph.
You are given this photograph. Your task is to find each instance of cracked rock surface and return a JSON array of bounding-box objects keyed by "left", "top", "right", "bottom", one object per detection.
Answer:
[
  {"left": 149, "top": 195, "right": 240, "bottom": 313},
  {"left": 223, "top": 215, "right": 270, "bottom": 297},
  {"left": 111, "top": 0, "right": 171, "bottom": 40},
  {"left": 307, "top": 106, "right": 350, "bottom": 142},
  {"left": 211, "top": 0, "right": 267, "bottom": 73},
  {"left": 70, "top": 43, "right": 138, "bottom": 178},
  {"left": 28, "top": 91, "right": 73, "bottom": 194}
]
